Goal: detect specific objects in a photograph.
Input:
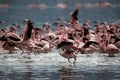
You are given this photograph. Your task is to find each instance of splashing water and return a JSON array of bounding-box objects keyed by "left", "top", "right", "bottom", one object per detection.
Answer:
[{"left": 0, "top": 49, "right": 120, "bottom": 80}]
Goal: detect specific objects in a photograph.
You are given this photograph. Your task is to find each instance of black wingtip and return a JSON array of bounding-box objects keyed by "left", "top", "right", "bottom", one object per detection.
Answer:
[{"left": 71, "top": 9, "right": 79, "bottom": 20}]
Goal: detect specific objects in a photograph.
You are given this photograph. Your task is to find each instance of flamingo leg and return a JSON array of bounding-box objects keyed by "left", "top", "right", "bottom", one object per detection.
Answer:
[
  {"left": 108, "top": 53, "right": 115, "bottom": 57},
  {"left": 73, "top": 59, "right": 76, "bottom": 64},
  {"left": 68, "top": 59, "right": 70, "bottom": 63},
  {"left": 21, "top": 50, "right": 30, "bottom": 55},
  {"left": 71, "top": 52, "right": 77, "bottom": 63},
  {"left": 8, "top": 51, "right": 13, "bottom": 54},
  {"left": 27, "top": 51, "right": 30, "bottom": 55},
  {"left": 73, "top": 56, "right": 76, "bottom": 64},
  {"left": 21, "top": 50, "right": 24, "bottom": 55}
]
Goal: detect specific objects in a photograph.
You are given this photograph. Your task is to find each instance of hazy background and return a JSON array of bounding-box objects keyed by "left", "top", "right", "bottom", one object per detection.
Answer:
[{"left": 0, "top": 0, "right": 120, "bottom": 27}]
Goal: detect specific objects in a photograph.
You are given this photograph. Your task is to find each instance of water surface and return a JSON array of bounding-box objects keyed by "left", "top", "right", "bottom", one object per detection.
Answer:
[{"left": 0, "top": 50, "right": 120, "bottom": 80}]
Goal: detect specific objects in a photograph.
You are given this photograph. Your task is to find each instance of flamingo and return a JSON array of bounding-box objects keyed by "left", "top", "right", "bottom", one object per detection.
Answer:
[
  {"left": 0, "top": 23, "right": 21, "bottom": 53},
  {"left": 56, "top": 41, "right": 80, "bottom": 63},
  {"left": 0, "top": 35, "right": 19, "bottom": 53},
  {"left": 0, "top": 21, "right": 5, "bottom": 28},
  {"left": 100, "top": 40, "right": 120, "bottom": 57},
  {"left": 109, "top": 36, "right": 120, "bottom": 49},
  {"left": 78, "top": 40, "right": 100, "bottom": 54},
  {"left": 0, "top": 19, "right": 36, "bottom": 54}
]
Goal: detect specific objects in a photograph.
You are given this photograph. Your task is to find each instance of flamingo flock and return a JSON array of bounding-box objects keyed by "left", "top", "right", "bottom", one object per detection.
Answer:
[{"left": 0, "top": 9, "right": 120, "bottom": 63}]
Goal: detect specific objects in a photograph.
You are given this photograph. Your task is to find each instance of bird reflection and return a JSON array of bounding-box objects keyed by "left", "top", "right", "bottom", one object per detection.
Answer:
[
  {"left": 22, "top": 65, "right": 33, "bottom": 80},
  {"left": 58, "top": 67, "right": 83, "bottom": 80}
]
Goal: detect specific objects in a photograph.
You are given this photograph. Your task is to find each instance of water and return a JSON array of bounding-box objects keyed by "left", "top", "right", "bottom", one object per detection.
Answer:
[
  {"left": 0, "top": 50, "right": 120, "bottom": 80},
  {"left": 0, "top": 0, "right": 120, "bottom": 80},
  {"left": 0, "top": 0, "right": 120, "bottom": 28}
]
